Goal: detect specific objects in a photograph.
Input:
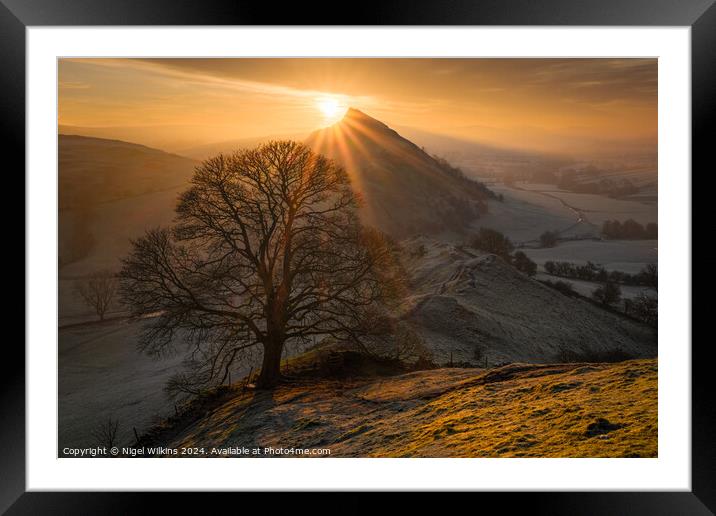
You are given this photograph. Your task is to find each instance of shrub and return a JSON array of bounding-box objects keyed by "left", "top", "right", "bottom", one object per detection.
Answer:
[
  {"left": 473, "top": 346, "right": 484, "bottom": 363},
  {"left": 543, "top": 260, "right": 656, "bottom": 287},
  {"left": 638, "top": 263, "right": 658, "bottom": 289},
  {"left": 468, "top": 227, "right": 514, "bottom": 258},
  {"left": 628, "top": 292, "right": 657, "bottom": 326},
  {"left": 544, "top": 261, "right": 556, "bottom": 275},
  {"left": 512, "top": 251, "right": 537, "bottom": 276},
  {"left": 592, "top": 282, "right": 622, "bottom": 306},
  {"left": 541, "top": 279, "right": 576, "bottom": 296},
  {"left": 539, "top": 230, "right": 559, "bottom": 248},
  {"left": 602, "top": 219, "right": 657, "bottom": 240},
  {"left": 411, "top": 244, "right": 427, "bottom": 258}
]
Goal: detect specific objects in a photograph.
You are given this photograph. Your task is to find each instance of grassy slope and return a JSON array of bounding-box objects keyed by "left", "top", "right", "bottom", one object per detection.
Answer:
[
  {"left": 59, "top": 134, "right": 197, "bottom": 208},
  {"left": 145, "top": 359, "right": 657, "bottom": 458},
  {"left": 307, "top": 109, "right": 490, "bottom": 237},
  {"left": 59, "top": 134, "right": 198, "bottom": 275},
  {"left": 401, "top": 238, "right": 657, "bottom": 366}
]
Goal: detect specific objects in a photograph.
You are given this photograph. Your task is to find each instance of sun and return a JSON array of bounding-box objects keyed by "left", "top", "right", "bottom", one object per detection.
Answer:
[{"left": 316, "top": 97, "right": 345, "bottom": 122}]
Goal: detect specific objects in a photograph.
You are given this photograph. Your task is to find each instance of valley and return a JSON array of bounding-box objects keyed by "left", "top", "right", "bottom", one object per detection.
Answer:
[{"left": 57, "top": 109, "right": 658, "bottom": 457}]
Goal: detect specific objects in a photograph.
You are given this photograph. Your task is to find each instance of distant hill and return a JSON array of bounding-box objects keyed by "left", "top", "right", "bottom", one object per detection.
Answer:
[
  {"left": 58, "top": 124, "right": 198, "bottom": 153},
  {"left": 57, "top": 124, "right": 493, "bottom": 271},
  {"left": 59, "top": 134, "right": 197, "bottom": 210},
  {"left": 58, "top": 135, "right": 198, "bottom": 271},
  {"left": 557, "top": 160, "right": 658, "bottom": 198},
  {"left": 177, "top": 132, "right": 307, "bottom": 161},
  {"left": 307, "top": 108, "right": 495, "bottom": 237},
  {"left": 394, "top": 125, "right": 572, "bottom": 183}
]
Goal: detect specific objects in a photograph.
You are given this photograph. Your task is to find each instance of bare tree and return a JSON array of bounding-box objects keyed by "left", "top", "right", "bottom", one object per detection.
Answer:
[
  {"left": 390, "top": 324, "right": 426, "bottom": 361},
  {"left": 92, "top": 417, "right": 119, "bottom": 449},
  {"left": 120, "top": 141, "right": 404, "bottom": 391},
  {"left": 74, "top": 270, "right": 118, "bottom": 321}
]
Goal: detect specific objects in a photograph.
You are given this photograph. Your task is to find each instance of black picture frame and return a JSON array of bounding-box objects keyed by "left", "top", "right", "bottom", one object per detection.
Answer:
[{"left": 4, "top": 0, "right": 712, "bottom": 513}]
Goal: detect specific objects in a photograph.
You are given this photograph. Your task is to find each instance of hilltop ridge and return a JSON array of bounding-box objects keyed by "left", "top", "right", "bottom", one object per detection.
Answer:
[{"left": 307, "top": 109, "right": 495, "bottom": 237}]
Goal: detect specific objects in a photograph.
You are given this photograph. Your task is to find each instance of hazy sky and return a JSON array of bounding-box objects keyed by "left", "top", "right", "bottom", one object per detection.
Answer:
[{"left": 58, "top": 58, "right": 657, "bottom": 155}]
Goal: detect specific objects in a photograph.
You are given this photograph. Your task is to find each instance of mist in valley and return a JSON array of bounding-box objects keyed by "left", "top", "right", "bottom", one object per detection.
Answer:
[{"left": 57, "top": 58, "right": 658, "bottom": 458}]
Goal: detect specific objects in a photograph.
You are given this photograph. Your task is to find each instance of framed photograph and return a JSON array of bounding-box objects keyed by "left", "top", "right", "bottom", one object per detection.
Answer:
[{"left": 7, "top": 0, "right": 712, "bottom": 512}]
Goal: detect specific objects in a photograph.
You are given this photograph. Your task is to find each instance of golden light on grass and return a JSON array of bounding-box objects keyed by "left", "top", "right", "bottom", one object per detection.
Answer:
[{"left": 162, "top": 359, "right": 657, "bottom": 457}]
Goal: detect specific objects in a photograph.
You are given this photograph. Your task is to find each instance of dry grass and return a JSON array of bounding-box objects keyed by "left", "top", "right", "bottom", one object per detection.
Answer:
[{"left": 153, "top": 359, "right": 657, "bottom": 458}]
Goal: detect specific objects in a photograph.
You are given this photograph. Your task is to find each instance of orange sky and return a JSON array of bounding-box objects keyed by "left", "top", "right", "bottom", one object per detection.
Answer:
[{"left": 58, "top": 58, "right": 657, "bottom": 156}]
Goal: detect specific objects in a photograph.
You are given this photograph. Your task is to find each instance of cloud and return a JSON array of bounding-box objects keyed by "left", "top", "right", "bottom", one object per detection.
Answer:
[{"left": 57, "top": 58, "right": 657, "bottom": 155}]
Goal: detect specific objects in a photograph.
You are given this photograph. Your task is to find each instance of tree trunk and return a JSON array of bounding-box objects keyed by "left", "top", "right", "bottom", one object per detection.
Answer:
[{"left": 256, "top": 341, "right": 284, "bottom": 389}]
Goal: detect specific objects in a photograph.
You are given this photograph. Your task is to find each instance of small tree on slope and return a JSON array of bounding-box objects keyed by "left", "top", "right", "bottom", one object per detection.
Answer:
[{"left": 74, "top": 270, "right": 118, "bottom": 321}]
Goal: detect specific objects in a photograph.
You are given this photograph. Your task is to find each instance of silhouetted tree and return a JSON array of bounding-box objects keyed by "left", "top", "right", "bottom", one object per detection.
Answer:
[
  {"left": 74, "top": 270, "right": 118, "bottom": 321},
  {"left": 120, "top": 141, "right": 404, "bottom": 391}
]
